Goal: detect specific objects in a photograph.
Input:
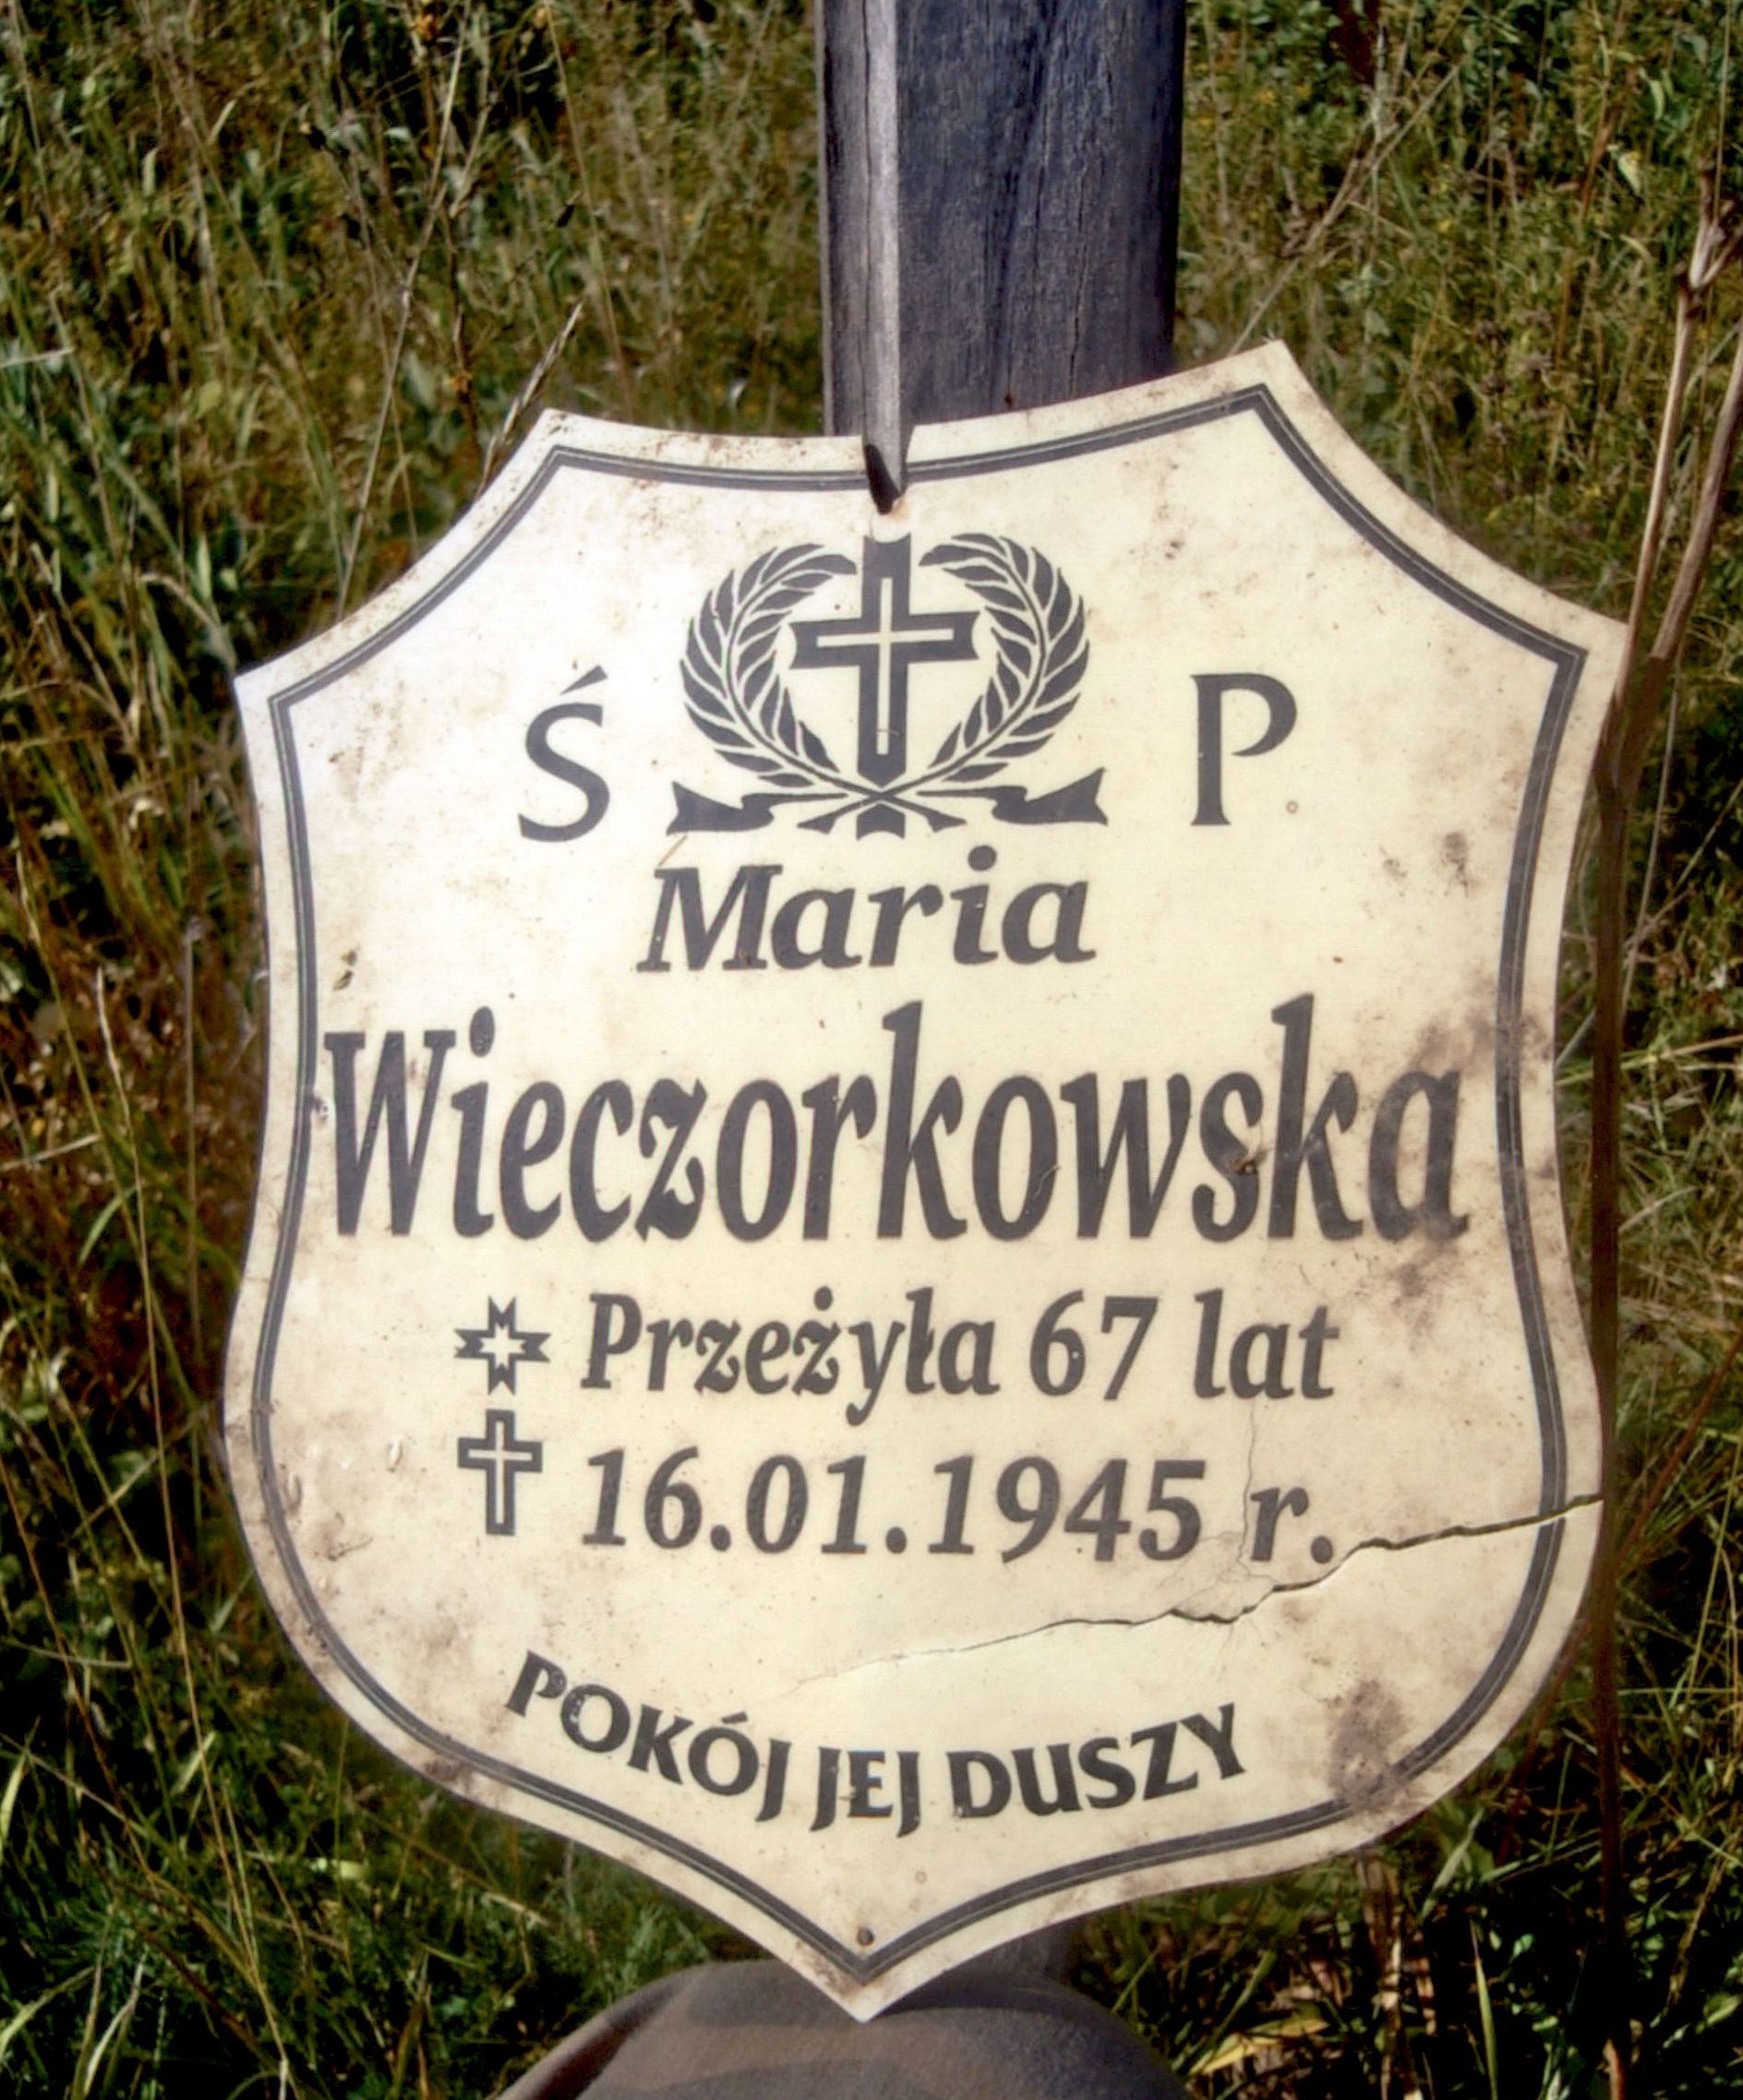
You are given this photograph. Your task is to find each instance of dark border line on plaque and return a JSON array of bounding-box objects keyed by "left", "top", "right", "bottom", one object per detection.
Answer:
[{"left": 245, "top": 382, "right": 1589, "bottom": 1982}]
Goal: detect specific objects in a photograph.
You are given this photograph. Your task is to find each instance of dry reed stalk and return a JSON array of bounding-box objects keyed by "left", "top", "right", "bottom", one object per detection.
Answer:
[{"left": 1587, "top": 178, "right": 1743, "bottom": 2100}]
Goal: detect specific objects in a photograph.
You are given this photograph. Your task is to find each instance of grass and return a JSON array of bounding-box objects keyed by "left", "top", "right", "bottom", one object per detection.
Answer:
[{"left": 2, "top": 0, "right": 1742, "bottom": 2091}]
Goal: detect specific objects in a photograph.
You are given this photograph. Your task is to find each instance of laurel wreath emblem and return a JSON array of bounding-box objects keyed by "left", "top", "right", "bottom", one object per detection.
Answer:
[
  {"left": 678, "top": 534, "right": 1090, "bottom": 834},
  {"left": 679, "top": 545, "right": 856, "bottom": 798}
]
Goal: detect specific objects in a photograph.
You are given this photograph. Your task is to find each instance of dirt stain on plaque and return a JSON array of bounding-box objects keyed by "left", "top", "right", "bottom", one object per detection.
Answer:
[
  {"left": 315, "top": 1514, "right": 372, "bottom": 1563},
  {"left": 1328, "top": 1679, "right": 1407, "bottom": 1808},
  {"left": 1441, "top": 830, "right": 1471, "bottom": 890}
]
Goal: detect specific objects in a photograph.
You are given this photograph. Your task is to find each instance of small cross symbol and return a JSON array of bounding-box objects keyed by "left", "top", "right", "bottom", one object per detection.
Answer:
[
  {"left": 456, "top": 1410, "right": 543, "bottom": 1537},
  {"left": 790, "top": 537, "right": 977, "bottom": 829}
]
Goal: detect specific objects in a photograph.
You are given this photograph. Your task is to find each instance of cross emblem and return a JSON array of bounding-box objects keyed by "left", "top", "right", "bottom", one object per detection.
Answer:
[
  {"left": 790, "top": 537, "right": 977, "bottom": 830},
  {"left": 456, "top": 1409, "right": 543, "bottom": 1536}
]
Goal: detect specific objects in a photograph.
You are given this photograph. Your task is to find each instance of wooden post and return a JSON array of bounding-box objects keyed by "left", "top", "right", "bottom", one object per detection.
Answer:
[
  {"left": 811, "top": 0, "right": 1187, "bottom": 1989},
  {"left": 816, "top": 0, "right": 1185, "bottom": 491}
]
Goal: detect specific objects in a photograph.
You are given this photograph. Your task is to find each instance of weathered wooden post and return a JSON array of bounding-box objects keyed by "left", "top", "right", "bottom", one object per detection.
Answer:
[{"left": 816, "top": 0, "right": 1185, "bottom": 487}]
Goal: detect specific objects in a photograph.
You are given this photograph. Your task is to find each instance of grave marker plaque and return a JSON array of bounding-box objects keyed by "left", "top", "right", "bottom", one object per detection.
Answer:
[{"left": 227, "top": 344, "right": 1620, "bottom": 2014}]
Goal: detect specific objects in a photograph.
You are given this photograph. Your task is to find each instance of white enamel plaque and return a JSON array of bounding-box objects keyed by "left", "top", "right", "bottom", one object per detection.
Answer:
[{"left": 228, "top": 344, "right": 1620, "bottom": 2014}]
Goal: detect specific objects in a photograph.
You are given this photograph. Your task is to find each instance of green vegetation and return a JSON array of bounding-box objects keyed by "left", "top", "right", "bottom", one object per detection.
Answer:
[{"left": 2, "top": 0, "right": 1740, "bottom": 2091}]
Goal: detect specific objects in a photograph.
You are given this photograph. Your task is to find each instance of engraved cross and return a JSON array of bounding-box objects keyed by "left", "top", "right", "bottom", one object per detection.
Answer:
[
  {"left": 789, "top": 537, "right": 977, "bottom": 791},
  {"left": 457, "top": 1409, "right": 543, "bottom": 1537}
]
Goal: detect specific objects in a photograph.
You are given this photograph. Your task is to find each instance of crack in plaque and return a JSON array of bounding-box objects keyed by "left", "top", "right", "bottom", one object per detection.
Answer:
[{"left": 789, "top": 1495, "right": 1601, "bottom": 1688}]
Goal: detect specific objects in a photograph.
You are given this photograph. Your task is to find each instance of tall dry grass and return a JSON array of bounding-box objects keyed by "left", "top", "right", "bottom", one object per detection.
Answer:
[{"left": 2, "top": 0, "right": 1740, "bottom": 2092}]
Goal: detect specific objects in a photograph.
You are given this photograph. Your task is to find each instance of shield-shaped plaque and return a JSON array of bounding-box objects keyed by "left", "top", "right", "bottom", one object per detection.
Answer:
[{"left": 228, "top": 343, "right": 1620, "bottom": 2014}]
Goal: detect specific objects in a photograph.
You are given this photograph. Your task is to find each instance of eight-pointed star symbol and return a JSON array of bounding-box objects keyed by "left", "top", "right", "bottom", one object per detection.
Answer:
[{"left": 454, "top": 1299, "right": 549, "bottom": 1394}]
